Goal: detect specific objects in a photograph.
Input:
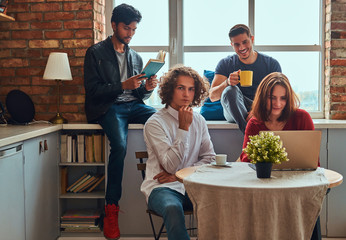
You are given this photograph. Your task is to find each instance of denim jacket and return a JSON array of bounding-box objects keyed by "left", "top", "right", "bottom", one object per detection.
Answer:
[{"left": 84, "top": 36, "right": 153, "bottom": 123}]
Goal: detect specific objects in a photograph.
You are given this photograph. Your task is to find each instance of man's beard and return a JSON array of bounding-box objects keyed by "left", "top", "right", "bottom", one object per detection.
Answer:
[
  {"left": 239, "top": 46, "right": 254, "bottom": 60},
  {"left": 115, "top": 31, "right": 130, "bottom": 45}
]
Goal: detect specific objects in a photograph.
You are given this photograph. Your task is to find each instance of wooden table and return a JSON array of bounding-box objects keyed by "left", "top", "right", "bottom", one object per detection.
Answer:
[{"left": 176, "top": 165, "right": 343, "bottom": 188}]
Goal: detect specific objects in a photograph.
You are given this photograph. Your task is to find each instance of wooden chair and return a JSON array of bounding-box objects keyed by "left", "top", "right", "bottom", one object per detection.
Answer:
[{"left": 135, "top": 151, "right": 196, "bottom": 240}]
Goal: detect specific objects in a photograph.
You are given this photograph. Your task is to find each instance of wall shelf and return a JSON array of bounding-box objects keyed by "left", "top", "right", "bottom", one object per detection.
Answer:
[{"left": 0, "top": 13, "right": 15, "bottom": 21}]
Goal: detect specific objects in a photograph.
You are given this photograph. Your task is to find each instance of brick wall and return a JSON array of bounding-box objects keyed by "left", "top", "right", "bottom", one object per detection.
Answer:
[
  {"left": 0, "top": 1, "right": 345, "bottom": 122},
  {"left": 325, "top": 0, "right": 346, "bottom": 120},
  {"left": 0, "top": 0, "right": 105, "bottom": 123}
]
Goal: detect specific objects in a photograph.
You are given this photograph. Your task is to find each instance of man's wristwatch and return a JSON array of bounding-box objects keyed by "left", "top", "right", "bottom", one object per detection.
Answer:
[{"left": 225, "top": 79, "right": 230, "bottom": 86}]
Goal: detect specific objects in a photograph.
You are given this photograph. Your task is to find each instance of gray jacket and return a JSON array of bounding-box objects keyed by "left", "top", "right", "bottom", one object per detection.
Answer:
[{"left": 84, "top": 36, "right": 153, "bottom": 123}]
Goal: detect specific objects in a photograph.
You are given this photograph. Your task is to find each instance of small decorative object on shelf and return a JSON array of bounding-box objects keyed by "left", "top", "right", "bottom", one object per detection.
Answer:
[{"left": 243, "top": 131, "right": 289, "bottom": 178}]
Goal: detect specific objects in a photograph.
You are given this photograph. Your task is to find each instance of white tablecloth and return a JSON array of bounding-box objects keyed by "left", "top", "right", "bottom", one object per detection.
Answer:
[{"left": 183, "top": 162, "right": 329, "bottom": 240}]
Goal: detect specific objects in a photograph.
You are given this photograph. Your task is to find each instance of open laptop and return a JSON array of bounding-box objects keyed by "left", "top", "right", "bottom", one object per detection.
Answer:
[{"left": 259, "top": 130, "right": 322, "bottom": 170}]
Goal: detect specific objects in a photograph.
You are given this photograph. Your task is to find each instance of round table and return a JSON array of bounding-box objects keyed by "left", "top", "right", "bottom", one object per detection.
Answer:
[
  {"left": 177, "top": 162, "right": 343, "bottom": 240},
  {"left": 176, "top": 164, "right": 343, "bottom": 188}
]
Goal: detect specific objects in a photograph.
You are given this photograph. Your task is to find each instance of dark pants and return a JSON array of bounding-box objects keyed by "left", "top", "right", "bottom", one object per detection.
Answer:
[
  {"left": 99, "top": 101, "right": 156, "bottom": 205},
  {"left": 221, "top": 86, "right": 253, "bottom": 134},
  {"left": 311, "top": 216, "right": 321, "bottom": 240},
  {"left": 311, "top": 188, "right": 330, "bottom": 240}
]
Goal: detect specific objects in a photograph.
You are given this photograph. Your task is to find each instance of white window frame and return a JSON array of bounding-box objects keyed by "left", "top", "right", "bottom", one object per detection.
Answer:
[{"left": 108, "top": 0, "right": 325, "bottom": 118}]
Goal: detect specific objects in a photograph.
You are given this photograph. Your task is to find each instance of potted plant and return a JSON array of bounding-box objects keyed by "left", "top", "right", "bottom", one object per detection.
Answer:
[{"left": 243, "top": 131, "right": 289, "bottom": 178}]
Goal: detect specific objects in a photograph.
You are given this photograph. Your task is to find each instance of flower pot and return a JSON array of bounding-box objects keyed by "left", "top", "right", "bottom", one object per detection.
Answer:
[{"left": 255, "top": 162, "right": 273, "bottom": 178}]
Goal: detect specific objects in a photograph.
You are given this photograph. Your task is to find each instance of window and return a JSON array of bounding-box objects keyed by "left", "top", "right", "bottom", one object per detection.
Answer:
[{"left": 111, "top": 0, "right": 324, "bottom": 117}]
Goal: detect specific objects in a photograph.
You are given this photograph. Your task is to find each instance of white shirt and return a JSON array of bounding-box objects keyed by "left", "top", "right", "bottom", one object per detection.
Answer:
[{"left": 140, "top": 106, "right": 215, "bottom": 202}]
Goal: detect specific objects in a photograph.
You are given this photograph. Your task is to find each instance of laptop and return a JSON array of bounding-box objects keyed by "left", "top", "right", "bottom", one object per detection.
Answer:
[{"left": 259, "top": 130, "right": 322, "bottom": 170}]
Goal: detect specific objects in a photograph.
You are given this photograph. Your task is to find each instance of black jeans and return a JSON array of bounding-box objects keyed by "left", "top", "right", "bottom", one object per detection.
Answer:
[{"left": 311, "top": 188, "right": 330, "bottom": 240}]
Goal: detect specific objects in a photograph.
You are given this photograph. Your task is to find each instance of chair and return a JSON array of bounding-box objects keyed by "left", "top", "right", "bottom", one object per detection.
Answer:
[{"left": 135, "top": 151, "right": 196, "bottom": 240}]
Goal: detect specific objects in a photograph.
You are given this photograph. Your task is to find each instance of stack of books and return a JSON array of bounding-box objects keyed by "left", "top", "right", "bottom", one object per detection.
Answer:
[
  {"left": 60, "top": 133, "right": 106, "bottom": 163},
  {"left": 66, "top": 173, "right": 105, "bottom": 193},
  {"left": 61, "top": 209, "right": 101, "bottom": 232}
]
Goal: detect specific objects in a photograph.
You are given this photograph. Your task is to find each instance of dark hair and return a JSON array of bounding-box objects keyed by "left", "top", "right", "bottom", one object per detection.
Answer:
[
  {"left": 251, "top": 72, "right": 300, "bottom": 122},
  {"left": 228, "top": 24, "right": 252, "bottom": 40},
  {"left": 111, "top": 4, "right": 142, "bottom": 25},
  {"left": 159, "top": 65, "right": 209, "bottom": 108}
]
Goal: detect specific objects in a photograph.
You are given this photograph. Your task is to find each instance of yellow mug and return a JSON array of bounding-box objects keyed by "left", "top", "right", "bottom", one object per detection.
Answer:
[{"left": 239, "top": 71, "right": 253, "bottom": 87}]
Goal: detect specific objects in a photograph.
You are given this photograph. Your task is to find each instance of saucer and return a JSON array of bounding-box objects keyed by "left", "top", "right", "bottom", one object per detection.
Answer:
[{"left": 211, "top": 162, "right": 232, "bottom": 167}]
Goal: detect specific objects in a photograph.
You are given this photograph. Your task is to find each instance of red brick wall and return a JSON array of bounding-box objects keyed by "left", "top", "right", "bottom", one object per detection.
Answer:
[
  {"left": 325, "top": 0, "right": 346, "bottom": 120},
  {"left": 0, "top": 0, "right": 105, "bottom": 123}
]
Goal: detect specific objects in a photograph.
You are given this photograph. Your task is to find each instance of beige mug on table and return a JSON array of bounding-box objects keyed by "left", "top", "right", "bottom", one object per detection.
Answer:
[
  {"left": 215, "top": 154, "right": 227, "bottom": 165},
  {"left": 239, "top": 70, "right": 253, "bottom": 87}
]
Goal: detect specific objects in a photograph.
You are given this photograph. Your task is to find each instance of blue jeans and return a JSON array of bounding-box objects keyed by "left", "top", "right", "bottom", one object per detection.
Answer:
[
  {"left": 98, "top": 100, "right": 156, "bottom": 205},
  {"left": 148, "top": 187, "right": 193, "bottom": 240},
  {"left": 221, "top": 86, "right": 253, "bottom": 134}
]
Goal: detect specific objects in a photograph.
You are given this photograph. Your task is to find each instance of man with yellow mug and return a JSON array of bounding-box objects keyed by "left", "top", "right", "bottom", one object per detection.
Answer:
[{"left": 209, "top": 24, "right": 281, "bottom": 134}]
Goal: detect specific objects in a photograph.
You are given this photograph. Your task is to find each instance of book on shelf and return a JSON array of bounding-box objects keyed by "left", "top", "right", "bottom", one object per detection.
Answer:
[
  {"left": 61, "top": 222, "right": 97, "bottom": 227},
  {"left": 85, "top": 134, "right": 94, "bottom": 163},
  {"left": 102, "top": 135, "right": 106, "bottom": 162},
  {"left": 93, "top": 134, "right": 102, "bottom": 163},
  {"left": 77, "top": 134, "right": 85, "bottom": 163},
  {"left": 61, "top": 226, "right": 100, "bottom": 233},
  {"left": 69, "top": 174, "right": 92, "bottom": 192},
  {"left": 66, "top": 173, "right": 88, "bottom": 192},
  {"left": 72, "top": 136, "right": 77, "bottom": 163},
  {"left": 141, "top": 50, "right": 166, "bottom": 79},
  {"left": 61, "top": 133, "right": 105, "bottom": 164},
  {"left": 65, "top": 173, "right": 104, "bottom": 193},
  {"left": 61, "top": 219, "right": 95, "bottom": 224},
  {"left": 66, "top": 135, "right": 72, "bottom": 163},
  {"left": 60, "top": 167, "right": 68, "bottom": 194},
  {"left": 60, "top": 134, "right": 68, "bottom": 162},
  {"left": 87, "top": 175, "right": 105, "bottom": 193},
  {"left": 61, "top": 209, "right": 101, "bottom": 219},
  {"left": 72, "top": 175, "right": 96, "bottom": 193},
  {"left": 60, "top": 218, "right": 100, "bottom": 232},
  {"left": 77, "top": 175, "right": 100, "bottom": 192}
]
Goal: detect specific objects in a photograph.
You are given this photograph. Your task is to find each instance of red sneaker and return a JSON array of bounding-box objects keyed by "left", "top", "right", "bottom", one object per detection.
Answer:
[{"left": 103, "top": 204, "right": 120, "bottom": 240}]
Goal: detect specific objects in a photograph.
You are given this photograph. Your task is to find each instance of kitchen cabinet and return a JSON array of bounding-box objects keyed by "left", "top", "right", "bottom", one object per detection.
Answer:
[
  {"left": 0, "top": 142, "right": 25, "bottom": 240},
  {"left": 23, "top": 132, "right": 59, "bottom": 240},
  {"left": 326, "top": 129, "right": 346, "bottom": 237}
]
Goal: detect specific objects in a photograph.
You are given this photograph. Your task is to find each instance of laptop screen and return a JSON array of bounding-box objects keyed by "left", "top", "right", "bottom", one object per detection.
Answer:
[{"left": 259, "top": 130, "right": 322, "bottom": 170}]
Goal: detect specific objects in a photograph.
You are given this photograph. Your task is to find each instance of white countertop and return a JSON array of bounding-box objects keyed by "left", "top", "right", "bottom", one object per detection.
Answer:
[
  {"left": 0, "top": 124, "right": 62, "bottom": 148},
  {"left": 0, "top": 119, "right": 346, "bottom": 148}
]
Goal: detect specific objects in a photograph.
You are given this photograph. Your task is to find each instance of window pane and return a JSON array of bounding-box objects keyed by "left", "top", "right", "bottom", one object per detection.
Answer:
[
  {"left": 267, "top": 52, "right": 320, "bottom": 111},
  {"left": 114, "top": 0, "right": 169, "bottom": 46},
  {"left": 184, "top": 52, "right": 231, "bottom": 77},
  {"left": 184, "top": 0, "right": 248, "bottom": 46},
  {"left": 255, "top": 0, "right": 320, "bottom": 45}
]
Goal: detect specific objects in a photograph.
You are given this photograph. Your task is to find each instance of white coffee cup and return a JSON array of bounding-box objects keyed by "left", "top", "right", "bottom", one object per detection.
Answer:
[{"left": 215, "top": 154, "right": 227, "bottom": 165}]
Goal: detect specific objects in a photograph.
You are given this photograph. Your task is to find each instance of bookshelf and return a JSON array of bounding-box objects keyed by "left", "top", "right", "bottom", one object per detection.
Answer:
[{"left": 59, "top": 126, "right": 108, "bottom": 236}]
